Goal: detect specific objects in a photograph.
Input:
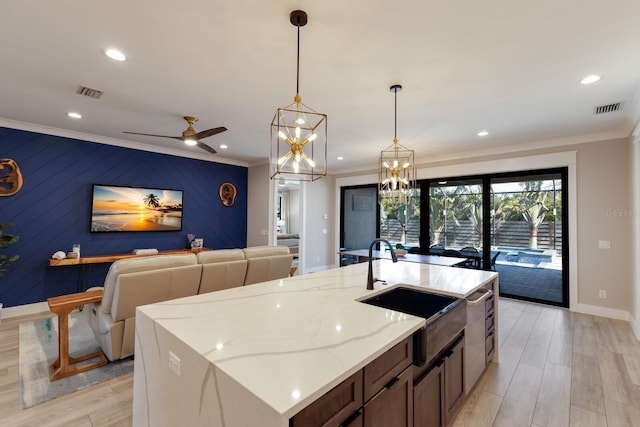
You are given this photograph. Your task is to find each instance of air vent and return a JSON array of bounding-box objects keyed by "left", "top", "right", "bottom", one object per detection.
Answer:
[
  {"left": 76, "top": 85, "right": 104, "bottom": 99},
  {"left": 593, "top": 102, "right": 623, "bottom": 115}
]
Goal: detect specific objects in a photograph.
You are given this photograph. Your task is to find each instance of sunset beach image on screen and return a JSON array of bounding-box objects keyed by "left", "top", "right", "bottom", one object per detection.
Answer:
[{"left": 90, "top": 184, "right": 183, "bottom": 232}]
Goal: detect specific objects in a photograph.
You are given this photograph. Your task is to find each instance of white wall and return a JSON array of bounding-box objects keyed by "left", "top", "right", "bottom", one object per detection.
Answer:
[
  {"left": 246, "top": 165, "right": 336, "bottom": 273},
  {"left": 631, "top": 130, "right": 640, "bottom": 338},
  {"left": 301, "top": 176, "right": 336, "bottom": 273}
]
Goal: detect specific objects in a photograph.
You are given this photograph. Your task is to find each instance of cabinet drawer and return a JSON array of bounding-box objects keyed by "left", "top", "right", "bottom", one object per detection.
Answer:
[
  {"left": 364, "top": 366, "right": 413, "bottom": 427},
  {"left": 485, "top": 292, "right": 494, "bottom": 315},
  {"left": 485, "top": 331, "right": 495, "bottom": 363},
  {"left": 290, "top": 370, "right": 363, "bottom": 427},
  {"left": 364, "top": 336, "right": 413, "bottom": 402},
  {"left": 485, "top": 312, "right": 495, "bottom": 333}
]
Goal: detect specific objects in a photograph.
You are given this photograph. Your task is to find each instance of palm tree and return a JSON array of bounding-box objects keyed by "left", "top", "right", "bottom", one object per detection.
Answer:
[
  {"left": 492, "top": 182, "right": 550, "bottom": 249},
  {"left": 143, "top": 193, "right": 160, "bottom": 210},
  {"left": 522, "top": 200, "right": 549, "bottom": 249}
]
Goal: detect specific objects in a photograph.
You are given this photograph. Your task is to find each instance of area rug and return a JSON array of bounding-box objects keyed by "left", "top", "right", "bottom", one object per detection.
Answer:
[{"left": 18, "top": 311, "right": 134, "bottom": 409}]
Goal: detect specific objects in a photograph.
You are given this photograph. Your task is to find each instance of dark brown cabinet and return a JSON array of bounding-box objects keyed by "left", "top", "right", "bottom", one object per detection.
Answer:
[
  {"left": 290, "top": 370, "right": 363, "bottom": 427},
  {"left": 290, "top": 336, "right": 412, "bottom": 427},
  {"left": 364, "top": 366, "right": 413, "bottom": 427},
  {"left": 414, "top": 362, "right": 444, "bottom": 427},
  {"left": 443, "top": 337, "right": 465, "bottom": 424},
  {"left": 413, "top": 334, "right": 465, "bottom": 427}
]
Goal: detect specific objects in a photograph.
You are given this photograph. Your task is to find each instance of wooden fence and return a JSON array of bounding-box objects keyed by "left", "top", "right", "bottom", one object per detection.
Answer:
[{"left": 381, "top": 219, "right": 562, "bottom": 252}]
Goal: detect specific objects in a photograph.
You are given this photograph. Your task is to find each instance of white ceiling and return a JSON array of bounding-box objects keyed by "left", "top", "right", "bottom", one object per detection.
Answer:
[{"left": 2, "top": 0, "right": 640, "bottom": 174}]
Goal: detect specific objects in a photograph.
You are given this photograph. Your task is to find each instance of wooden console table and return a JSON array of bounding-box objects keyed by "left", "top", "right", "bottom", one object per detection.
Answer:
[
  {"left": 47, "top": 289, "right": 107, "bottom": 381},
  {"left": 49, "top": 248, "right": 211, "bottom": 292},
  {"left": 48, "top": 247, "right": 210, "bottom": 267}
]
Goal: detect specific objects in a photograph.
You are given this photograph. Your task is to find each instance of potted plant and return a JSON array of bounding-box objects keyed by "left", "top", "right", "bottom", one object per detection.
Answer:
[{"left": 0, "top": 222, "right": 19, "bottom": 276}]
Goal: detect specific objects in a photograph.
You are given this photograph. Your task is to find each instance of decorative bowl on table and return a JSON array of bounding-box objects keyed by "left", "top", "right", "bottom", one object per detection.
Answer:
[{"left": 395, "top": 248, "right": 407, "bottom": 257}]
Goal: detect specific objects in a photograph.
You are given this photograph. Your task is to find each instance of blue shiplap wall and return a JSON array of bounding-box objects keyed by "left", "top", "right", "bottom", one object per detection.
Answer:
[{"left": 0, "top": 126, "right": 247, "bottom": 307}]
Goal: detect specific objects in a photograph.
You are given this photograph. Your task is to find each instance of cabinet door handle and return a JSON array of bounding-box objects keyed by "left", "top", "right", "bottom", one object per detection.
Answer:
[
  {"left": 339, "top": 409, "right": 362, "bottom": 427},
  {"left": 467, "top": 289, "right": 493, "bottom": 305},
  {"left": 384, "top": 376, "right": 400, "bottom": 390}
]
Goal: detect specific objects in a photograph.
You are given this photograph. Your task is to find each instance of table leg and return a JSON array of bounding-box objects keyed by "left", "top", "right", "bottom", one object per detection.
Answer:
[
  {"left": 49, "top": 309, "right": 70, "bottom": 378},
  {"left": 49, "top": 307, "right": 107, "bottom": 382}
]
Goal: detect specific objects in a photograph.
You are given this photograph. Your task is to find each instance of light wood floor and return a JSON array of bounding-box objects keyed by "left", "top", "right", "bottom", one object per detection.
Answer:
[
  {"left": 0, "top": 312, "right": 133, "bottom": 427},
  {"left": 1, "top": 299, "right": 639, "bottom": 426},
  {"left": 453, "top": 298, "right": 640, "bottom": 427}
]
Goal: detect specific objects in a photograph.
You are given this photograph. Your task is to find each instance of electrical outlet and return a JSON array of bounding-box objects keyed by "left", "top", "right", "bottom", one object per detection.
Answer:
[
  {"left": 169, "top": 351, "right": 181, "bottom": 376},
  {"left": 598, "top": 290, "right": 607, "bottom": 299},
  {"left": 598, "top": 240, "right": 611, "bottom": 249}
]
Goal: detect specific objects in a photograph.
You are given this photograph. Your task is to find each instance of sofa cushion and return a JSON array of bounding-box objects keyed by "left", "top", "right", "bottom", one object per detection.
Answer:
[
  {"left": 197, "top": 249, "right": 245, "bottom": 264},
  {"left": 110, "top": 263, "right": 202, "bottom": 321},
  {"left": 101, "top": 254, "right": 197, "bottom": 315},
  {"left": 199, "top": 260, "right": 248, "bottom": 294},
  {"left": 244, "top": 255, "right": 293, "bottom": 285},
  {"left": 243, "top": 245, "right": 290, "bottom": 259}
]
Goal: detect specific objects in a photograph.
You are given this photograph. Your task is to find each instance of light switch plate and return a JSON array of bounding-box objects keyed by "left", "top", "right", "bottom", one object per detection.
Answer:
[{"left": 598, "top": 240, "right": 611, "bottom": 249}]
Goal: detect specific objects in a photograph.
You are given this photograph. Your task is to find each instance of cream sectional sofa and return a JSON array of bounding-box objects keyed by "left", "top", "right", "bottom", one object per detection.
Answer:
[{"left": 84, "top": 246, "right": 293, "bottom": 361}]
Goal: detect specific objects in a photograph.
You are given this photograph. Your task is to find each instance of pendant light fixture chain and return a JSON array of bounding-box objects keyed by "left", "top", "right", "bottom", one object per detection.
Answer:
[
  {"left": 290, "top": 10, "right": 307, "bottom": 99},
  {"left": 391, "top": 84, "right": 402, "bottom": 143}
]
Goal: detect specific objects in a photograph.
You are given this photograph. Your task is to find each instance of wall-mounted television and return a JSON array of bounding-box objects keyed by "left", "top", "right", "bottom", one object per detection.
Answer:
[{"left": 90, "top": 184, "right": 183, "bottom": 232}]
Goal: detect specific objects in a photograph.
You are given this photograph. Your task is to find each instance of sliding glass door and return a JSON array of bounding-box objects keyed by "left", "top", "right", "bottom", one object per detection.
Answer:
[
  {"left": 489, "top": 171, "right": 567, "bottom": 305},
  {"left": 340, "top": 185, "right": 378, "bottom": 252},
  {"left": 428, "top": 179, "right": 483, "bottom": 251},
  {"left": 421, "top": 168, "right": 568, "bottom": 307},
  {"left": 339, "top": 168, "right": 568, "bottom": 307},
  {"left": 379, "top": 188, "right": 420, "bottom": 250}
]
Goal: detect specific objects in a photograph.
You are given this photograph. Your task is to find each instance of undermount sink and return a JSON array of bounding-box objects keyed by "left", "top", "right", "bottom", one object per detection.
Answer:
[
  {"left": 361, "top": 287, "right": 460, "bottom": 320},
  {"left": 361, "top": 286, "right": 466, "bottom": 366}
]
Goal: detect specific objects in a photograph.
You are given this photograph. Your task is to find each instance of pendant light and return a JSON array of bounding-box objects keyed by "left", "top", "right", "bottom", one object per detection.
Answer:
[
  {"left": 378, "top": 84, "right": 416, "bottom": 204},
  {"left": 270, "top": 10, "right": 327, "bottom": 182}
]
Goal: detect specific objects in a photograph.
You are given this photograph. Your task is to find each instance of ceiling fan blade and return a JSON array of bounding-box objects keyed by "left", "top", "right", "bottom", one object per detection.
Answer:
[
  {"left": 196, "top": 141, "right": 217, "bottom": 154},
  {"left": 195, "top": 127, "right": 227, "bottom": 140},
  {"left": 123, "top": 131, "right": 182, "bottom": 141}
]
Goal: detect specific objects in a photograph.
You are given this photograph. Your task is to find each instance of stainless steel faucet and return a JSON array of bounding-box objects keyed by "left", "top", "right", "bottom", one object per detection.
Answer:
[{"left": 367, "top": 238, "right": 398, "bottom": 290}]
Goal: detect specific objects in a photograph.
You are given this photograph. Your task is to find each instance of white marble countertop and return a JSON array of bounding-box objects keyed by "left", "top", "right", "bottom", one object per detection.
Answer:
[{"left": 136, "top": 260, "right": 497, "bottom": 422}]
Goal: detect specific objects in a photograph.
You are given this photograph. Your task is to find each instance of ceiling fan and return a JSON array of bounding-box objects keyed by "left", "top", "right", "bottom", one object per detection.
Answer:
[{"left": 124, "top": 116, "right": 227, "bottom": 154}]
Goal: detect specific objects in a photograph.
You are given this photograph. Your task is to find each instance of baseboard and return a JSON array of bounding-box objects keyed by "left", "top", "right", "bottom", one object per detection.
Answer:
[
  {"left": 1, "top": 301, "right": 49, "bottom": 320},
  {"left": 303, "top": 264, "right": 337, "bottom": 274},
  {"left": 573, "top": 302, "right": 631, "bottom": 322}
]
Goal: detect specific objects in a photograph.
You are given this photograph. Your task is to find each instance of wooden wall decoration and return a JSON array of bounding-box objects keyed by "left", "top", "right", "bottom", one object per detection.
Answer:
[
  {"left": 0, "top": 158, "right": 23, "bottom": 196},
  {"left": 219, "top": 182, "right": 237, "bottom": 206}
]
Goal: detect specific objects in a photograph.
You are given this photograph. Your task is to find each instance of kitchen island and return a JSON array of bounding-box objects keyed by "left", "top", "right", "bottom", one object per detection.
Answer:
[{"left": 132, "top": 260, "right": 498, "bottom": 426}]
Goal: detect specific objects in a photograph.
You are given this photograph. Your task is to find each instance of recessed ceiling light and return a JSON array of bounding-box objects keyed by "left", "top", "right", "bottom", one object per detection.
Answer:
[
  {"left": 337, "top": 156, "right": 344, "bottom": 160},
  {"left": 219, "top": 144, "right": 228, "bottom": 149},
  {"left": 580, "top": 75, "right": 601, "bottom": 85},
  {"left": 478, "top": 131, "right": 489, "bottom": 136},
  {"left": 103, "top": 48, "right": 127, "bottom": 62},
  {"left": 67, "top": 112, "right": 82, "bottom": 119}
]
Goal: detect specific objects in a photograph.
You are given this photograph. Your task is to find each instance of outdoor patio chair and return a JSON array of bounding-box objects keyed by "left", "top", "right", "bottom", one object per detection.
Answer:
[
  {"left": 460, "top": 246, "right": 480, "bottom": 268},
  {"left": 442, "top": 249, "right": 462, "bottom": 257},
  {"left": 429, "top": 244, "right": 444, "bottom": 255},
  {"left": 488, "top": 251, "right": 501, "bottom": 271}
]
